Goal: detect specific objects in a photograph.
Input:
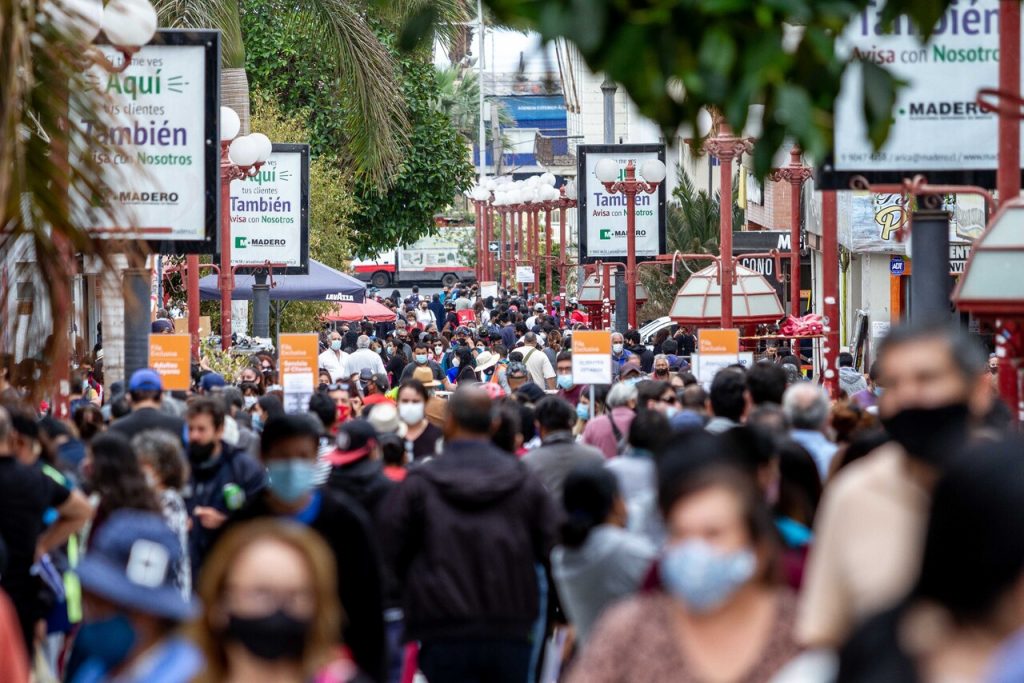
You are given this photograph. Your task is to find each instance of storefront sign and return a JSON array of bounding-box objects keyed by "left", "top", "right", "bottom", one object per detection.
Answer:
[
  {"left": 840, "top": 192, "right": 985, "bottom": 254},
  {"left": 577, "top": 145, "right": 667, "bottom": 263},
  {"left": 516, "top": 266, "right": 535, "bottom": 284},
  {"left": 825, "top": 0, "right": 1011, "bottom": 185},
  {"left": 76, "top": 30, "right": 219, "bottom": 254},
  {"left": 148, "top": 334, "right": 191, "bottom": 390},
  {"left": 571, "top": 331, "right": 613, "bottom": 385},
  {"left": 229, "top": 144, "right": 309, "bottom": 274},
  {"left": 278, "top": 333, "right": 318, "bottom": 413}
]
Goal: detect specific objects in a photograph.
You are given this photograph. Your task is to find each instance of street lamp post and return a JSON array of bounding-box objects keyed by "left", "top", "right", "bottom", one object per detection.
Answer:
[
  {"left": 558, "top": 180, "right": 578, "bottom": 300},
  {"left": 217, "top": 107, "right": 272, "bottom": 350},
  {"left": 595, "top": 159, "right": 666, "bottom": 328},
  {"left": 768, "top": 146, "right": 813, "bottom": 316},
  {"left": 702, "top": 123, "right": 754, "bottom": 329}
]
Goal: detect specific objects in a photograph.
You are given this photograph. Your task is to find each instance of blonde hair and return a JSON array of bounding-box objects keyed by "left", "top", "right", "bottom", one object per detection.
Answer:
[{"left": 189, "top": 519, "right": 342, "bottom": 682}]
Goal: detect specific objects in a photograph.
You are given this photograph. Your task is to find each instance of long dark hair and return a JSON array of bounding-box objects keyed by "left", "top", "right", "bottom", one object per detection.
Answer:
[
  {"left": 88, "top": 432, "right": 160, "bottom": 516},
  {"left": 561, "top": 465, "right": 619, "bottom": 549}
]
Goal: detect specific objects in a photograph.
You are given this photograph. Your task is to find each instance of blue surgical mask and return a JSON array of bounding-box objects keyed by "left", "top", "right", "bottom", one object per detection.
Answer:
[
  {"left": 415, "top": 354, "right": 428, "bottom": 364},
  {"left": 659, "top": 539, "right": 756, "bottom": 613},
  {"left": 330, "top": 340, "right": 342, "bottom": 351},
  {"left": 251, "top": 413, "right": 264, "bottom": 433},
  {"left": 70, "top": 613, "right": 137, "bottom": 676},
  {"left": 267, "top": 459, "right": 318, "bottom": 503},
  {"left": 556, "top": 374, "right": 574, "bottom": 390},
  {"left": 575, "top": 403, "right": 591, "bottom": 421},
  {"left": 665, "top": 406, "right": 679, "bottom": 420}
]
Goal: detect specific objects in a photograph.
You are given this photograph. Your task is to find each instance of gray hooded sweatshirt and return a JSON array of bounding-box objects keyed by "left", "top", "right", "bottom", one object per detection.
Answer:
[{"left": 551, "top": 525, "right": 657, "bottom": 645}]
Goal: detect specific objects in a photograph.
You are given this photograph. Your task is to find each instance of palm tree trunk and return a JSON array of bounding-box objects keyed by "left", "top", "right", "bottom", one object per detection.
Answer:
[{"left": 222, "top": 67, "right": 251, "bottom": 135}]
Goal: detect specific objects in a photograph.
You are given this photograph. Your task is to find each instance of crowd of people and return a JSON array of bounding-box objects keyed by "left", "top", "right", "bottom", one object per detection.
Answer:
[{"left": 0, "top": 282, "right": 1022, "bottom": 683}]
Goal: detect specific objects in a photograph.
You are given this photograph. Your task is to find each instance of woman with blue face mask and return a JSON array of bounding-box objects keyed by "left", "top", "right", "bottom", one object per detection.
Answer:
[{"left": 568, "top": 436, "right": 799, "bottom": 683}]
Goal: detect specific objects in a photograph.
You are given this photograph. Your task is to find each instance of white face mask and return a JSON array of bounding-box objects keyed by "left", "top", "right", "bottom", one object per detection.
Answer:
[
  {"left": 398, "top": 402, "right": 425, "bottom": 424},
  {"left": 612, "top": 343, "right": 624, "bottom": 354},
  {"left": 434, "top": 346, "right": 443, "bottom": 355},
  {"left": 243, "top": 396, "right": 257, "bottom": 409}
]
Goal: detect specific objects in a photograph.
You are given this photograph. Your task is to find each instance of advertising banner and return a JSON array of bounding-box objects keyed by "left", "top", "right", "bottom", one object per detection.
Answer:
[
  {"left": 279, "top": 334, "right": 318, "bottom": 413},
  {"left": 229, "top": 144, "right": 309, "bottom": 274},
  {"left": 148, "top": 334, "right": 191, "bottom": 390},
  {"left": 571, "top": 331, "right": 613, "bottom": 385},
  {"left": 839, "top": 192, "right": 986, "bottom": 253},
  {"left": 824, "top": 0, "right": 1014, "bottom": 185},
  {"left": 577, "top": 145, "right": 667, "bottom": 263},
  {"left": 76, "top": 30, "right": 220, "bottom": 253},
  {"left": 697, "top": 329, "right": 740, "bottom": 383}
]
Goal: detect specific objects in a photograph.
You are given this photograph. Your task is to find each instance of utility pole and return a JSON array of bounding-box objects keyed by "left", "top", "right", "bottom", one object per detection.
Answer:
[{"left": 601, "top": 77, "right": 616, "bottom": 144}]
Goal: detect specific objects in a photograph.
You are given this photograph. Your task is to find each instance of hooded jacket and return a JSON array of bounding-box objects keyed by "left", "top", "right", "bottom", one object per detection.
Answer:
[
  {"left": 379, "top": 439, "right": 560, "bottom": 642},
  {"left": 327, "top": 457, "right": 395, "bottom": 521},
  {"left": 839, "top": 366, "right": 869, "bottom": 397}
]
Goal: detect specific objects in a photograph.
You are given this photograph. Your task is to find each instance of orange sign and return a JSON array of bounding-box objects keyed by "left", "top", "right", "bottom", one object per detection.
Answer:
[
  {"left": 278, "top": 333, "right": 319, "bottom": 388},
  {"left": 698, "top": 329, "right": 740, "bottom": 356},
  {"left": 149, "top": 334, "right": 191, "bottom": 391},
  {"left": 572, "top": 330, "right": 612, "bottom": 355},
  {"left": 173, "top": 316, "right": 211, "bottom": 337}
]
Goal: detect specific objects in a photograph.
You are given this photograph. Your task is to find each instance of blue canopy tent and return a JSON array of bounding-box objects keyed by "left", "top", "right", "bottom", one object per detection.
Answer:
[
  {"left": 198, "top": 259, "right": 365, "bottom": 303},
  {"left": 199, "top": 259, "right": 366, "bottom": 340}
]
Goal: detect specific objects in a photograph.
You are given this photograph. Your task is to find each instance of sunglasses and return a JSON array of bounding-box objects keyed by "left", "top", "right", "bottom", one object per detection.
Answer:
[{"left": 327, "top": 383, "right": 350, "bottom": 392}]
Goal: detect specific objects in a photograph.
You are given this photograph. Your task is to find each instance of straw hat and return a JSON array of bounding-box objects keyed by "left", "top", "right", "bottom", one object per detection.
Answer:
[
  {"left": 475, "top": 351, "right": 499, "bottom": 372},
  {"left": 412, "top": 365, "right": 441, "bottom": 388}
]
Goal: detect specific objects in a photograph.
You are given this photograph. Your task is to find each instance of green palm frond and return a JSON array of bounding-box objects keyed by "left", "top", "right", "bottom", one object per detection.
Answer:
[
  {"left": 2, "top": 0, "right": 130, "bottom": 383},
  {"left": 302, "top": 0, "right": 409, "bottom": 183}
]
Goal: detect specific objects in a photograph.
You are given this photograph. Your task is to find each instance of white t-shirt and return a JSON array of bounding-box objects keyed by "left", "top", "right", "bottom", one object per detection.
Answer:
[
  {"left": 415, "top": 308, "right": 436, "bottom": 326},
  {"left": 318, "top": 349, "right": 349, "bottom": 382},
  {"left": 345, "top": 348, "right": 387, "bottom": 378},
  {"left": 513, "top": 344, "right": 555, "bottom": 387}
]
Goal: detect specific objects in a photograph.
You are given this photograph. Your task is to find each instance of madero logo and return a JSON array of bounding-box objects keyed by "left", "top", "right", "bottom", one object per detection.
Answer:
[
  {"left": 235, "top": 237, "right": 287, "bottom": 248},
  {"left": 599, "top": 229, "right": 644, "bottom": 239},
  {"left": 599, "top": 229, "right": 612, "bottom": 239}
]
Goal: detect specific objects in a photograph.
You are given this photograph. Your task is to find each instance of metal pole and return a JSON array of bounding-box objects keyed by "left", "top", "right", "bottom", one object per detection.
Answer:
[
  {"left": 602, "top": 262, "right": 611, "bottom": 328},
  {"left": 477, "top": 0, "right": 486, "bottom": 184},
  {"left": 601, "top": 77, "right": 617, "bottom": 144},
  {"left": 187, "top": 254, "right": 200, "bottom": 360},
  {"left": 559, "top": 204, "right": 567, "bottom": 300},
  {"left": 909, "top": 207, "right": 952, "bottom": 323},
  {"left": 625, "top": 165, "right": 638, "bottom": 329},
  {"left": 997, "top": 0, "right": 1020, "bottom": 421},
  {"left": 123, "top": 265, "right": 150, "bottom": 379},
  {"left": 252, "top": 271, "right": 270, "bottom": 338},
  {"left": 545, "top": 205, "right": 553, "bottom": 305},
  {"left": 720, "top": 150, "right": 734, "bottom": 329},
  {"left": 219, "top": 161, "right": 234, "bottom": 351},
  {"left": 822, "top": 190, "right": 840, "bottom": 398},
  {"left": 533, "top": 208, "right": 541, "bottom": 297},
  {"left": 473, "top": 200, "right": 482, "bottom": 281}
]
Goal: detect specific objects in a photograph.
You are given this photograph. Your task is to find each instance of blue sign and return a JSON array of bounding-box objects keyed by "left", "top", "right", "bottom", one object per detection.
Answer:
[{"left": 890, "top": 256, "right": 905, "bottom": 276}]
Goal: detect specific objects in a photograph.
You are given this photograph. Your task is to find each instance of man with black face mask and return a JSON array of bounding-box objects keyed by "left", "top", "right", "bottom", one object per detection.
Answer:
[
  {"left": 796, "top": 322, "right": 993, "bottom": 650},
  {"left": 183, "top": 398, "right": 265, "bottom": 578}
]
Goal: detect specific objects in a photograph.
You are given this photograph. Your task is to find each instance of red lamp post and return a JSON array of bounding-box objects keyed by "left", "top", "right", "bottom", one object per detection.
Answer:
[
  {"left": 189, "top": 107, "right": 271, "bottom": 352},
  {"left": 768, "top": 145, "right": 813, "bottom": 316},
  {"left": 596, "top": 159, "right": 666, "bottom": 329},
  {"left": 557, "top": 181, "right": 579, "bottom": 300},
  {"left": 702, "top": 123, "right": 754, "bottom": 330}
]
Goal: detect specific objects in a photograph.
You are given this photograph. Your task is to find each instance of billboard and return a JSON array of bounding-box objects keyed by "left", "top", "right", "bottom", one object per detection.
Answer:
[
  {"left": 577, "top": 145, "right": 667, "bottom": 263},
  {"left": 838, "top": 192, "right": 986, "bottom": 253},
  {"left": 75, "top": 30, "right": 220, "bottom": 254},
  {"left": 228, "top": 144, "right": 309, "bottom": 275},
  {"left": 822, "top": 0, "right": 1016, "bottom": 187}
]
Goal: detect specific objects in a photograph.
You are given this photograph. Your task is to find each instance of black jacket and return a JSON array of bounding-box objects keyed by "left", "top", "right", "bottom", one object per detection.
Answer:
[
  {"left": 379, "top": 439, "right": 560, "bottom": 643},
  {"left": 327, "top": 457, "right": 395, "bottom": 522},
  {"left": 224, "top": 488, "right": 388, "bottom": 683},
  {"left": 629, "top": 343, "right": 655, "bottom": 373},
  {"left": 185, "top": 442, "right": 265, "bottom": 576}
]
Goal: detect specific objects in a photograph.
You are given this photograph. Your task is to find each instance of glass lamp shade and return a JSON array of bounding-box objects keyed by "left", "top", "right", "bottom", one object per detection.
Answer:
[
  {"left": 540, "top": 172, "right": 556, "bottom": 187},
  {"left": 228, "top": 135, "right": 261, "bottom": 167},
  {"left": 565, "top": 180, "right": 578, "bottom": 200},
  {"left": 697, "top": 108, "right": 714, "bottom": 137},
  {"left": 595, "top": 158, "right": 620, "bottom": 184},
  {"left": 220, "top": 107, "right": 240, "bottom": 142},
  {"left": 640, "top": 159, "right": 667, "bottom": 184},
  {"left": 48, "top": 0, "right": 103, "bottom": 42},
  {"left": 101, "top": 0, "right": 157, "bottom": 48},
  {"left": 578, "top": 272, "right": 649, "bottom": 305},
  {"left": 249, "top": 133, "right": 273, "bottom": 163},
  {"left": 953, "top": 202, "right": 1024, "bottom": 313},
  {"left": 668, "top": 264, "right": 784, "bottom": 323}
]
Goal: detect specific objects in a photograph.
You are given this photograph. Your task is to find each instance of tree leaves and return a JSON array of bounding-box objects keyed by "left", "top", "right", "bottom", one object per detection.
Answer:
[{"left": 478, "top": 0, "right": 957, "bottom": 177}]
